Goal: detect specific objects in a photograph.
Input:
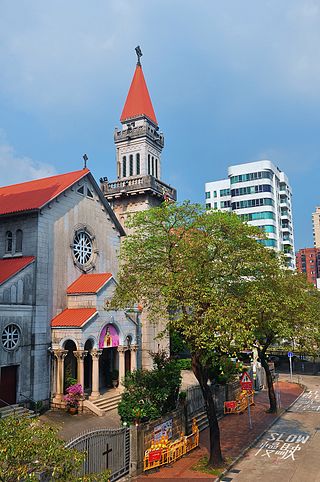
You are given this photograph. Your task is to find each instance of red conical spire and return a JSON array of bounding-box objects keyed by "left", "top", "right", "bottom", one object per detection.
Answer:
[{"left": 120, "top": 64, "right": 158, "bottom": 125}]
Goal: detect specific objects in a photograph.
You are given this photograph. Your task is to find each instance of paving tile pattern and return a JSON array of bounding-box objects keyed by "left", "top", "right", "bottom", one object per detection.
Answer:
[{"left": 135, "top": 381, "right": 303, "bottom": 481}]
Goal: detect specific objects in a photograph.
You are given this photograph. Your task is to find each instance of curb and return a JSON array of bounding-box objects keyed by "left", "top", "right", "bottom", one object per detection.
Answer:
[{"left": 218, "top": 382, "right": 306, "bottom": 481}]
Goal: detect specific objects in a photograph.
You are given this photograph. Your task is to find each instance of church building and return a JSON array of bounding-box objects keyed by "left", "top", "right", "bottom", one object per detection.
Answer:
[{"left": 0, "top": 48, "right": 176, "bottom": 410}]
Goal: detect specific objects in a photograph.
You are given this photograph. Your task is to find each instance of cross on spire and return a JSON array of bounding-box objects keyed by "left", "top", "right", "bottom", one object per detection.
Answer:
[{"left": 135, "top": 45, "right": 143, "bottom": 66}]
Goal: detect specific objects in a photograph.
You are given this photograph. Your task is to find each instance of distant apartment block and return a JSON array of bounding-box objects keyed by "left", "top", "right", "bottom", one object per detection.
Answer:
[
  {"left": 296, "top": 247, "right": 320, "bottom": 288},
  {"left": 312, "top": 207, "right": 320, "bottom": 248},
  {"left": 205, "top": 160, "right": 295, "bottom": 269}
]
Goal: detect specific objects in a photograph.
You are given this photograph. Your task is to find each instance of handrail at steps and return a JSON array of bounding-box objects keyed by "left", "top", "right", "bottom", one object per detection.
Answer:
[
  {"left": 0, "top": 397, "right": 17, "bottom": 418},
  {"left": 19, "top": 393, "right": 39, "bottom": 415}
]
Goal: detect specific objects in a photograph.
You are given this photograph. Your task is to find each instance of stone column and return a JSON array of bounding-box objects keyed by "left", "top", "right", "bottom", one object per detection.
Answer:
[
  {"left": 117, "top": 345, "right": 126, "bottom": 386},
  {"left": 89, "top": 349, "right": 102, "bottom": 400},
  {"left": 131, "top": 345, "right": 138, "bottom": 371},
  {"left": 53, "top": 349, "right": 68, "bottom": 402},
  {"left": 73, "top": 350, "right": 88, "bottom": 389}
]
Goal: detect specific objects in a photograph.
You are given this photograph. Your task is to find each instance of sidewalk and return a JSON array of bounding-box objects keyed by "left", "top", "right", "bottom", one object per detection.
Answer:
[{"left": 135, "top": 380, "right": 303, "bottom": 481}]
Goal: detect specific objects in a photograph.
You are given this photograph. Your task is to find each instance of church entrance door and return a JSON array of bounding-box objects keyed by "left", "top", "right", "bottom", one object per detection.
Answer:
[
  {"left": 0, "top": 365, "right": 17, "bottom": 406},
  {"left": 99, "top": 348, "right": 117, "bottom": 390}
]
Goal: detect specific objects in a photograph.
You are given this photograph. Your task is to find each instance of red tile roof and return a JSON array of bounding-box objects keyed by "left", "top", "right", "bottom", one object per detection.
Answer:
[
  {"left": 0, "top": 256, "right": 35, "bottom": 285},
  {"left": 67, "top": 273, "right": 113, "bottom": 294},
  {"left": 120, "top": 65, "right": 157, "bottom": 125},
  {"left": 51, "top": 308, "right": 97, "bottom": 328},
  {"left": 0, "top": 168, "right": 90, "bottom": 216}
]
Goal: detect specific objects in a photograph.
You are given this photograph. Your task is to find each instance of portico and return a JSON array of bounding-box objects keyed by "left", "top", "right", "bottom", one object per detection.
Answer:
[{"left": 51, "top": 272, "right": 140, "bottom": 409}]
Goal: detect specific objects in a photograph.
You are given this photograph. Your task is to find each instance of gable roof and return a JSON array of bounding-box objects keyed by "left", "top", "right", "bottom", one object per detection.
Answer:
[
  {"left": 51, "top": 308, "right": 97, "bottom": 328},
  {"left": 120, "top": 64, "right": 157, "bottom": 125},
  {"left": 67, "top": 273, "right": 113, "bottom": 294},
  {"left": 0, "top": 168, "right": 125, "bottom": 236},
  {"left": 0, "top": 256, "right": 35, "bottom": 285},
  {"left": 0, "top": 169, "right": 89, "bottom": 216}
]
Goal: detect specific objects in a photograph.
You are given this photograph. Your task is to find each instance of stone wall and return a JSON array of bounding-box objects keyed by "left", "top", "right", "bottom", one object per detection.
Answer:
[
  {"left": 129, "top": 408, "right": 185, "bottom": 477},
  {"left": 142, "top": 408, "right": 184, "bottom": 452}
]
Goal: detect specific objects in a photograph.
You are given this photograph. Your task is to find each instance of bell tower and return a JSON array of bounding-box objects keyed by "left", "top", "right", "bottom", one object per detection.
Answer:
[
  {"left": 101, "top": 47, "right": 176, "bottom": 369},
  {"left": 101, "top": 47, "right": 176, "bottom": 231}
]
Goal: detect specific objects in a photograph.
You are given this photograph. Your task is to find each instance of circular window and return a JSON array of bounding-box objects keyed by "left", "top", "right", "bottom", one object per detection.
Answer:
[
  {"left": 73, "top": 231, "right": 93, "bottom": 266},
  {"left": 2, "top": 324, "right": 20, "bottom": 350}
]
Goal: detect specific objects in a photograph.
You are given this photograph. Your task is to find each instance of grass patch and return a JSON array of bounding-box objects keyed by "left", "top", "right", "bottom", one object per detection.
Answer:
[{"left": 191, "top": 456, "right": 232, "bottom": 476}]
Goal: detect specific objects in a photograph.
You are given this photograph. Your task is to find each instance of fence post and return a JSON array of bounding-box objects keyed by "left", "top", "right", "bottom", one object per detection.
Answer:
[{"left": 129, "top": 424, "right": 145, "bottom": 477}]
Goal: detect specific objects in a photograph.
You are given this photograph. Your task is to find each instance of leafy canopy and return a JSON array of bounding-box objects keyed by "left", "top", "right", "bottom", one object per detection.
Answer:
[
  {"left": 0, "top": 416, "right": 110, "bottom": 481},
  {"left": 112, "top": 201, "right": 280, "bottom": 364}
]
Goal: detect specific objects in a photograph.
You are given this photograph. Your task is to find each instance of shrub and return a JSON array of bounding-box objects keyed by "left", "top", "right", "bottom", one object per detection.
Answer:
[
  {"left": 176, "top": 358, "right": 192, "bottom": 370},
  {"left": 118, "top": 350, "right": 182, "bottom": 424},
  {"left": 209, "top": 355, "right": 243, "bottom": 385}
]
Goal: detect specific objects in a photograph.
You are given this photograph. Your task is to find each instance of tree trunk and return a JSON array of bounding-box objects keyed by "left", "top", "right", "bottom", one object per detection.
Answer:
[
  {"left": 258, "top": 349, "right": 277, "bottom": 413},
  {"left": 192, "top": 354, "right": 223, "bottom": 467}
]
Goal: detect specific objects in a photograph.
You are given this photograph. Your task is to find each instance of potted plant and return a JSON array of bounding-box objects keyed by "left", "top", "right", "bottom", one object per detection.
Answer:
[
  {"left": 111, "top": 369, "right": 119, "bottom": 388},
  {"left": 64, "top": 383, "right": 83, "bottom": 414}
]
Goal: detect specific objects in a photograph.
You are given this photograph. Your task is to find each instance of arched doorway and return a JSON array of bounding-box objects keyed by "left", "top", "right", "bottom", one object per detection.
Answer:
[
  {"left": 63, "top": 340, "right": 77, "bottom": 391},
  {"left": 84, "top": 339, "right": 93, "bottom": 392},
  {"left": 98, "top": 324, "right": 119, "bottom": 390}
]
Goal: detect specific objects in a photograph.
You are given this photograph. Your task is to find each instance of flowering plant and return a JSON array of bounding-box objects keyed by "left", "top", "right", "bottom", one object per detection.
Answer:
[{"left": 64, "top": 383, "right": 84, "bottom": 408}]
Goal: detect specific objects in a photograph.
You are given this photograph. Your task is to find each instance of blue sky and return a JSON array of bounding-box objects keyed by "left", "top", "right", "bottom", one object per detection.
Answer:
[{"left": 1, "top": 0, "right": 320, "bottom": 249}]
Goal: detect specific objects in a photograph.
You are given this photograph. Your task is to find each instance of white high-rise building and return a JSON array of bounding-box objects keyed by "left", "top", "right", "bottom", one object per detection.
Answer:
[
  {"left": 205, "top": 160, "right": 295, "bottom": 268},
  {"left": 312, "top": 207, "right": 320, "bottom": 248}
]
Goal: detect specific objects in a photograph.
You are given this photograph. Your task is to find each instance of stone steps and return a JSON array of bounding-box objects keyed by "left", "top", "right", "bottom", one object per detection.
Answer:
[
  {"left": 0, "top": 404, "right": 36, "bottom": 419},
  {"left": 91, "top": 392, "right": 122, "bottom": 413}
]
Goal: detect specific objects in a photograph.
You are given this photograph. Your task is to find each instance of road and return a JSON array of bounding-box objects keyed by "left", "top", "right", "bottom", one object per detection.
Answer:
[{"left": 222, "top": 374, "right": 320, "bottom": 482}]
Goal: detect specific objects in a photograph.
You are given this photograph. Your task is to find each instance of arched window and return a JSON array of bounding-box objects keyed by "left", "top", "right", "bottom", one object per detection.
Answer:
[
  {"left": 136, "top": 153, "right": 140, "bottom": 175},
  {"left": 129, "top": 155, "right": 133, "bottom": 176},
  {"left": 122, "top": 156, "right": 127, "bottom": 177},
  {"left": 155, "top": 158, "right": 158, "bottom": 178},
  {"left": 151, "top": 156, "right": 154, "bottom": 176},
  {"left": 5, "top": 231, "right": 13, "bottom": 253},
  {"left": 148, "top": 154, "right": 150, "bottom": 175},
  {"left": 15, "top": 229, "right": 23, "bottom": 253}
]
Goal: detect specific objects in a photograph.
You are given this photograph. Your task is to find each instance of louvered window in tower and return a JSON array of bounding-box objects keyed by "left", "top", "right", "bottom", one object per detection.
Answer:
[
  {"left": 155, "top": 158, "right": 158, "bottom": 178},
  {"left": 129, "top": 155, "right": 133, "bottom": 176},
  {"left": 148, "top": 154, "right": 150, "bottom": 175},
  {"left": 152, "top": 156, "right": 154, "bottom": 176},
  {"left": 136, "top": 153, "right": 140, "bottom": 175},
  {"left": 122, "top": 156, "right": 127, "bottom": 177}
]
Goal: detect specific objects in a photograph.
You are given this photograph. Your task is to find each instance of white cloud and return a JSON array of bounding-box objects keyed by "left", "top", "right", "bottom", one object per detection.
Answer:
[{"left": 0, "top": 131, "right": 56, "bottom": 186}]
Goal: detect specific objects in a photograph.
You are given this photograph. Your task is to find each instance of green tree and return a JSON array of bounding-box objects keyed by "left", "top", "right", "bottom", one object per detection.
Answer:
[
  {"left": 0, "top": 416, "right": 110, "bottom": 481},
  {"left": 246, "top": 269, "right": 320, "bottom": 412},
  {"left": 111, "top": 201, "right": 278, "bottom": 466}
]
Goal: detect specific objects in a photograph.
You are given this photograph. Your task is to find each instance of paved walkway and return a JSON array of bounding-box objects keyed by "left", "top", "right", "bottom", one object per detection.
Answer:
[
  {"left": 136, "top": 380, "right": 303, "bottom": 481},
  {"left": 223, "top": 375, "right": 320, "bottom": 481},
  {"left": 40, "top": 407, "right": 121, "bottom": 441}
]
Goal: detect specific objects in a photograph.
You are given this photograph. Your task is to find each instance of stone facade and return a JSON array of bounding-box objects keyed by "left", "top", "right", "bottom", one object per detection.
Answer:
[{"left": 0, "top": 170, "right": 137, "bottom": 407}]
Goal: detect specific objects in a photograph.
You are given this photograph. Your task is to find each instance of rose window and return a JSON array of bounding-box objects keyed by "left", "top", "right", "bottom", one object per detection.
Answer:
[
  {"left": 2, "top": 324, "right": 20, "bottom": 350},
  {"left": 73, "top": 231, "right": 93, "bottom": 266}
]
